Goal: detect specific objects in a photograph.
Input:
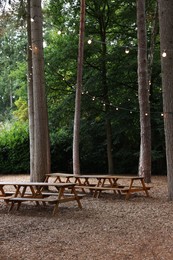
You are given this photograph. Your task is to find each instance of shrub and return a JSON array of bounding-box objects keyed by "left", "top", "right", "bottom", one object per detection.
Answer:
[{"left": 0, "top": 121, "right": 30, "bottom": 173}]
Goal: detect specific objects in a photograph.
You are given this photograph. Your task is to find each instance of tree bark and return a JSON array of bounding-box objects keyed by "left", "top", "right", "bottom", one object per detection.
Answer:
[
  {"left": 30, "top": 0, "right": 50, "bottom": 182},
  {"left": 101, "top": 40, "right": 114, "bottom": 174},
  {"left": 137, "top": 0, "right": 151, "bottom": 183},
  {"left": 158, "top": 0, "right": 173, "bottom": 200},
  {"left": 99, "top": 2, "right": 114, "bottom": 174},
  {"left": 106, "top": 118, "right": 114, "bottom": 174},
  {"left": 73, "top": 0, "right": 85, "bottom": 175},
  {"left": 148, "top": 2, "right": 158, "bottom": 87},
  {"left": 27, "top": 0, "right": 35, "bottom": 179}
]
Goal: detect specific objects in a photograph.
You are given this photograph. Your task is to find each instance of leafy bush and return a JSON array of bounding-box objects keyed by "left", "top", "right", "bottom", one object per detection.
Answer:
[{"left": 0, "top": 121, "right": 30, "bottom": 173}]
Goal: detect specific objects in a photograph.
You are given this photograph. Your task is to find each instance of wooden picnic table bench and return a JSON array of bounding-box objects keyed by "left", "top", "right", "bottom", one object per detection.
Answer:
[
  {"left": 46, "top": 173, "right": 152, "bottom": 199},
  {"left": 0, "top": 181, "right": 84, "bottom": 215}
]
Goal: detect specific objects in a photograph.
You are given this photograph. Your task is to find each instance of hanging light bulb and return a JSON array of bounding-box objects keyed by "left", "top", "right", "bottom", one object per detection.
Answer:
[
  {"left": 162, "top": 50, "right": 167, "bottom": 57},
  {"left": 125, "top": 47, "right": 129, "bottom": 54},
  {"left": 88, "top": 39, "right": 92, "bottom": 44}
]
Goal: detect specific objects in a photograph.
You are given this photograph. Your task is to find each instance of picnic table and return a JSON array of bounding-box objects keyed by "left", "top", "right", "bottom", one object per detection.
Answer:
[
  {"left": 45, "top": 173, "right": 151, "bottom": 199},
  {"left": 0, "top": 181, "right": 83, "bottom": 215}
]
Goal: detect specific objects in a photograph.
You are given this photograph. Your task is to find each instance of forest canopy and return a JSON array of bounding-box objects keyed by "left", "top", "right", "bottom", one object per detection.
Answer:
[{"left": 0, "top": 0, "right": 165, "bottom": 175}]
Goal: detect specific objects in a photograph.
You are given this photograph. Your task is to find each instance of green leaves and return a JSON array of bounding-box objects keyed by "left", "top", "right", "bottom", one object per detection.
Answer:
[{"left": 0, "top": 121, "right": 29, "bottom": 173}]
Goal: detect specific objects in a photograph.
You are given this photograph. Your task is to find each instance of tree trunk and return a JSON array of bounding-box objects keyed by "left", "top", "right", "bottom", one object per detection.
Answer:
[
  {"left": 137, "top": 0, "right": 151, "bottom": 183},
  {"left": 26, "top": 0, "right": 35, "bottom": 179},
  {"left": 148, "top": 2, "right": 158, "bottom": 87},
  {"left": 99, "top": 2, "right": 114, "bottom": 174},
  {"left": 106, "top": 118, "right": 114, "bottom": 174},
  {"left": 158, "top": 0, "right": 173, "bottom": 200},
  {"left": 101, "top": 40, "right": 114, "bottom": 174},
  {"left": 30, "top": 0, "right": 50, "bottom": 182},
  {"left": 73, "top": 0, "right": 85, "bottom": 175}
]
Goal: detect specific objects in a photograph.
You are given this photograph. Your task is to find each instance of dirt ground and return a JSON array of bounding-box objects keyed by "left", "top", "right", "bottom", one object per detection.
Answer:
[{"left": 0, "top": 174, "right": 173, "bottom": 260}]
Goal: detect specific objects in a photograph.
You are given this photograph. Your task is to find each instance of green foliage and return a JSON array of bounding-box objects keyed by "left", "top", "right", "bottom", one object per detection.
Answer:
[
  {"left": 0, "top": 20, "right": 27, "bottom": 120},
  {"left": 0, "top": 121, "right": 29, "bottom": 173},
  {"left": 13, "top": 97, "right": 28, "bottom": 122},
  {"left": 44, "top": 0, "right": 165, "bottom": 174},
  {"left": 0, "top": 0, "right": 166, "bottom": 175}
]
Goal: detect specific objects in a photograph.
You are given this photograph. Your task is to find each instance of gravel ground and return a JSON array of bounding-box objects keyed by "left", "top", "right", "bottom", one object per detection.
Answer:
[{"left": 0, "top": 174, "right": 173, "bottom": 260}]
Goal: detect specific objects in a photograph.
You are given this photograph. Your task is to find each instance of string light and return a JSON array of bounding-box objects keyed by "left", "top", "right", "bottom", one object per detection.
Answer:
[
  {"left": 44, "top": 21, "right": 172, "bottom": 63},
  {"left": 42, "top": 21, "right": 169, "bottom": 58},
  {"left": 27, "top": 19, "right": 171, "bottom": 119},
  {"left": 43, "top": 41, "right": 47, "bottom": 48},
  {"left": 86, "top": 37, "right": 160, "bottom": 52},
  {"left": 125, "top": 48, "right": 130, "bottom": 54},
  {"left": 162, "top": 50, "right": 167, "bottom": 57},
  {"left": 81, "top": 90, "right": 165, "bottom": 118}
]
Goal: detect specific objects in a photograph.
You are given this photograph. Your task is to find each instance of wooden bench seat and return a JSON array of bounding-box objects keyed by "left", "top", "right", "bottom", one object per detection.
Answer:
[
  {"left": 4, "top": 196, "right": 58, "bottom": 203},
  {"left": 4, "top": 195, "right": 85, "bottom": 207},
  {"left": 75, "top": 185, "right": 128, "bottom": 191},
  {"left": 0, "top": 195, "right": 16, "bottom": 200},
  {"left": 1, "top": 191, "right": 85, "bottom": 199},
  {"left": 75, "top": 185, "right": 152, "bottom": 199},
  {"left": 4, "top": 194, "right": 85, "bottom": 215},
  {"left": 38, "top": 192, "right": 85, "bottom": 198},
  {"left": 76, "top": 185, "right": 151, "bottom": 191}
]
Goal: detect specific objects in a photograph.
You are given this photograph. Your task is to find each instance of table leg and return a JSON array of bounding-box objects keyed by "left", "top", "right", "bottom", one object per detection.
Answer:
[
  {"left": 0, "top": 185, "right": 5, "bottom": 196},
  {"left": 52, "top": 187, "right": 63, "bottom": 215},
  {"left": 9, "top": 185, "right": 21, "bottom": 211},
  {"left": 75, "top": 177, "right": 86, "bottom": 193},
  {"left": 109, "top": 178, "right": 119, "bottom": 195},
  {"left": 44, "top": 176, "right": 49, "bottom": 182},
  {"left": 141, "top": 179, "right": 150, "bottom": 197},
  {"left": 125, "top": 179, "right": 134, "bottom": 199},
  {"left": 30, "top": 186, "right": 42, "bottom": 205},
  {"left": 16, "top": 186, "right": 27, "bottom": 210},
  {"left": 71, "top": 186, "right": 82, "bottom": 209},
  {"left": 95, "top": 178, "right": 106, "bottom": 198}
]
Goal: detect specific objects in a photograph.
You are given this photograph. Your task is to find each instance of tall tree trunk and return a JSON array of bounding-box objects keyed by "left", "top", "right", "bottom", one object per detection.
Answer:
[
  {"left": 148, "top": 2, "right": 158, "bottom": 87},
  {"left": 73, "top": 0, "right": 85, "bottom": 175},
  {"left": 101, "top": 40, "right": 114, "bottom": 174},
  {"left": 158, "top": 0, "right": 173, "bottom": 200},
  {"left": 99, "top": 2, "right": 114, "bottom": 174},
  {"left": 137, "top": 0, "right": 151, "bottom": 183},
  {"left": 30, "top": 0, "right": 50, "bottom": 182},
  {"left": 106, "top": 118, "right": 114, "bottom": 174},
  {"left": 26, "top": 0, "right": 35, "bottom": 179}
]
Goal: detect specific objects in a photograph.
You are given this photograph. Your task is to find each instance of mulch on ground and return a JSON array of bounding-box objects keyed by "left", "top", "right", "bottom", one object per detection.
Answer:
[{"left": 0, "top": 174, "right": 172, "bottom": 260}]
